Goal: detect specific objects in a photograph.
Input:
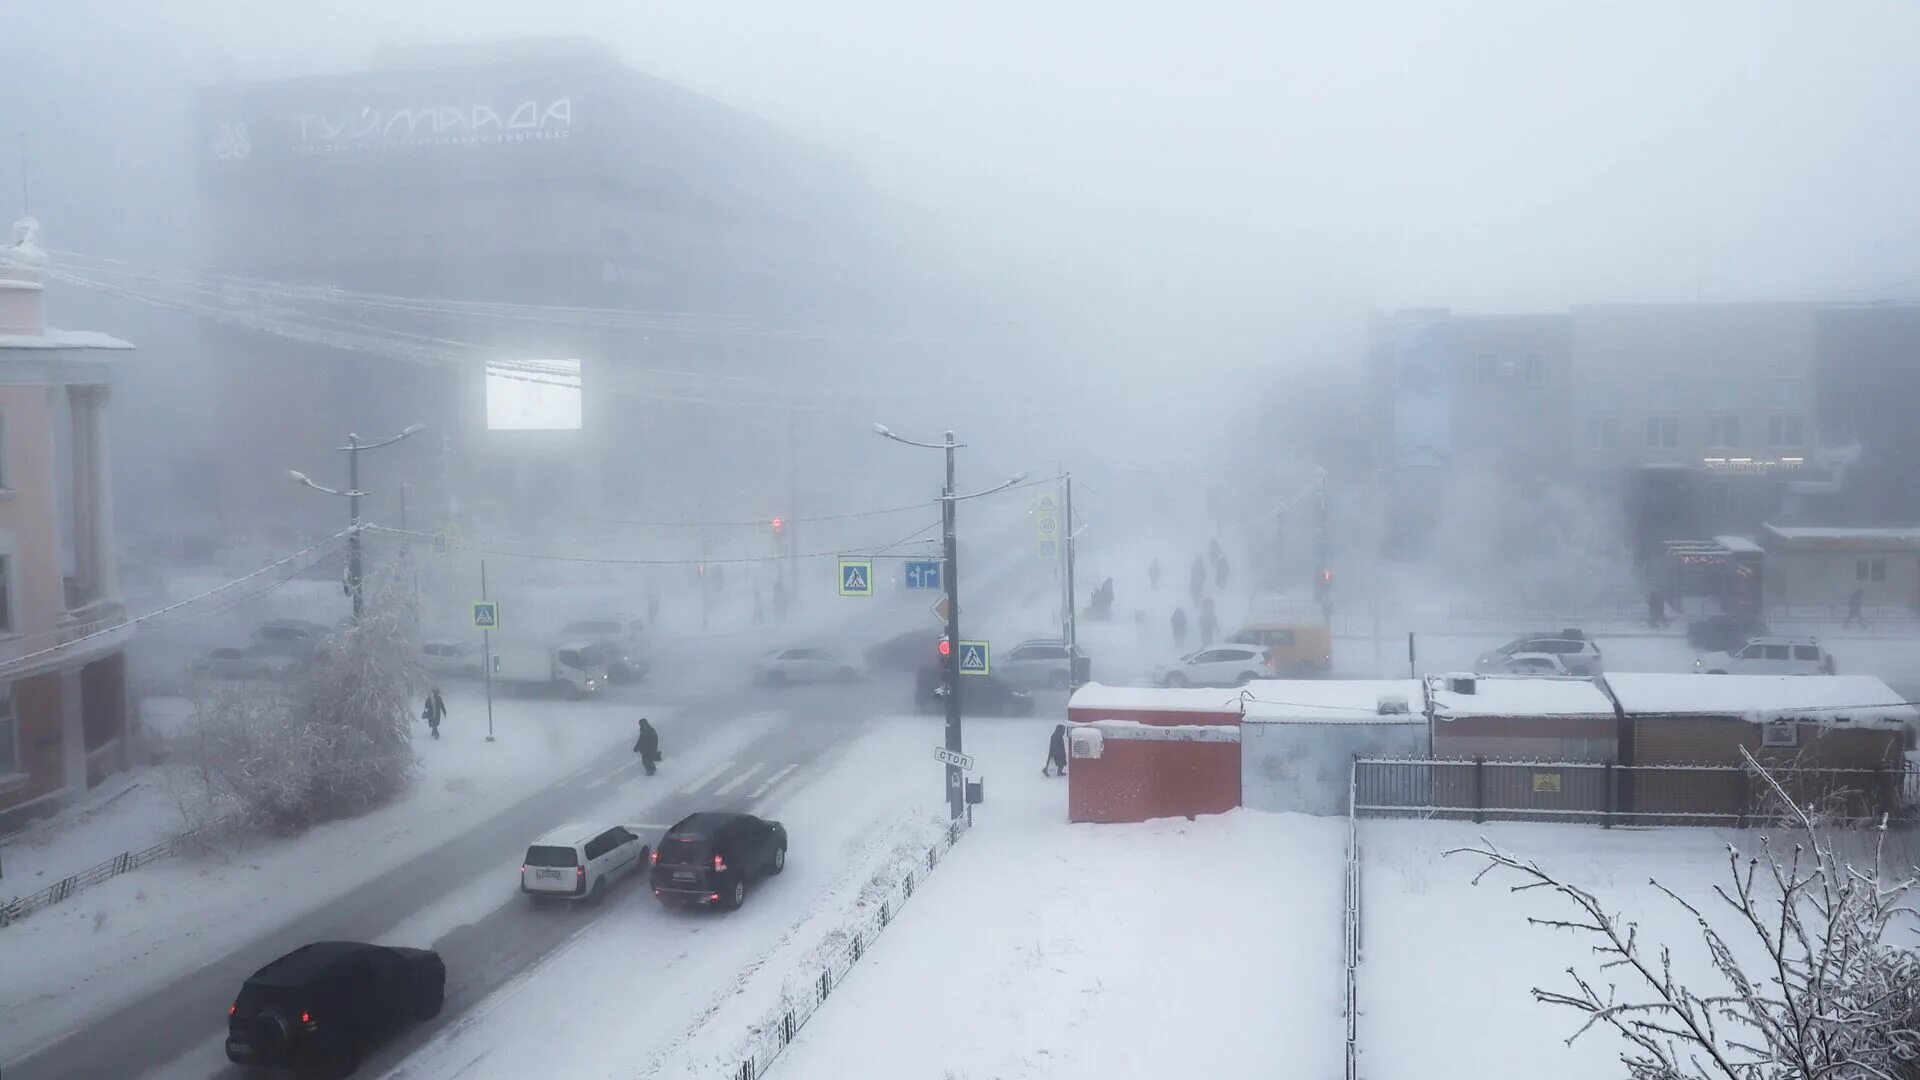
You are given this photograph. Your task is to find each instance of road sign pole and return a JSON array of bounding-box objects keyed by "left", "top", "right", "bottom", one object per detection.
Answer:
[
  {"left": 481, "top": 559, "right": 495, "bottom": 743},
  {"left": 942, "top": 433, "right": 963, "bottom": 821},
  {"left": 1063, "top": 472, "right": 1080, "bottom": 689}
]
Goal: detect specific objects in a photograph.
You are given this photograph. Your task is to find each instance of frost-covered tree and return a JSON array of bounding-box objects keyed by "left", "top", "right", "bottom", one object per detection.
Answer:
[
  {"left": 1453, "top": 750, "right": 1920, "bottom": 1078},
  {"left": 180, "top": 569, "right": 421, "bottom": 830}
]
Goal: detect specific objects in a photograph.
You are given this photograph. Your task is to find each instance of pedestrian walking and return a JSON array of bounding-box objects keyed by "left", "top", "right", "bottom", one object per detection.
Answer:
[
  {"left": 1171, "top": 606, "right": 1189, "bottom": 649},
  {"left": 1215, "top": 556, "right": 1230, "bottom": 590},
  {"left": 633, "top": 717, "right": 662, "bottom": 775},
  {"left": 1209, "top": 537, "right": 1223, "bottom": 565},
  {"left": 1199, "top": 597, "right": 1218, "bottom": 647},
  {"left": 752, "top": 588, "right": 766, "bottom": 626},
  {"left": 1042, "top": 724, "right": 1068, "bottom": 777},
  {"left": 1148, "top": 558, "right": 1162, "bottom": 591},
  {"left": 421, "top": 687, "right": 447, "bottom": 740},
  {"left": 1190, "top": 555, "right": 1207, "bottom": 606},
  {"left": 1844, "top": 587, "right": 1867, "bottom": 628},
  {"left": 1647, "top": 588, "right": 1666, "bottom": 630}
]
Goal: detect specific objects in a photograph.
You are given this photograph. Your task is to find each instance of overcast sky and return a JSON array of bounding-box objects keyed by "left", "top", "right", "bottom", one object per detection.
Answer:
[{"left": 9, "top": 3, "right": 1920, "bottom": 356}]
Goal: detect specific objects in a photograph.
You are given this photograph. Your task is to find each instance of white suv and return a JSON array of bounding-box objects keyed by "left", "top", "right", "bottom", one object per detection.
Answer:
[
  {"left": 1154, "top": 646, "right": 1270, "bottom": 688},
  {"left": 1695, "top": 636, "right": 1836, "bottom": 676},
  {"left": 520, "top": 823, "right": 650, "bottom": 904},
  {"left": 1474, "top": 630, "right": 1604, "bottom": 676}
]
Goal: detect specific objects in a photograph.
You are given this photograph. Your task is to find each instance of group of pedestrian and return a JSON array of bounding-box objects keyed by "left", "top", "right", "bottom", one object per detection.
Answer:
[{"left": 418, "top": 688, "right": 666, "bottom": 778}]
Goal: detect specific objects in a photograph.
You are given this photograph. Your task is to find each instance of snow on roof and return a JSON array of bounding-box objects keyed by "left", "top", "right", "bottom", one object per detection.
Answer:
[
  {"left": 1603, "top": 673, "right": 1915, "bottom": 726},
  {"left": 1238, "top": 679, "right": 1426, "bottom": 725},
  {"left": 1428, "top": 675, "right": 1616, "bottom": 719},
  {"left": 1078, "top": 719, "right": 1241, "bottom": 742},
  {"left": 1762, "top": 523, "right": 1920, "bottom": 548},
  {"left": 1067, "top": 682, "right": 1245, "bottom": 715},
  {"left": 0, "top": 328, "right": 134, "bottom": 351},
  {"left": 1712, "top": 534, "right": 1763, "bottom": 554}
]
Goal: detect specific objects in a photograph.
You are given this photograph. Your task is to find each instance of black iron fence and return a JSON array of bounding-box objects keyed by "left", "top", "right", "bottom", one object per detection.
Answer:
[
  {"left": 1342, "top": 767, "right": 1361, "bottom": 1080},
  {"left": 1, "top": 814, "right": 237, "bottom": 926},
  {"left": 729, "top": 815, "right": 970, "bottom": 1080},
  {"left": 1353, "top": 756, "right": 1920, "bottom": 827}
]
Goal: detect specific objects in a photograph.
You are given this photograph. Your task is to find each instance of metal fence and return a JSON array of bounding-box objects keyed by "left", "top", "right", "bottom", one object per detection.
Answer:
[
  {"left": 1353, "top": 756, "right": 1920, "bottom": 827},
  {"left": 728, "top": 814, "right": 970, "bottom": 1080},
  {"left": 1342, "top": 765, "right": 1361, "bottom": 1080},
  {"left": 1, "top": 814, "right": 237, "bottom": 926}
]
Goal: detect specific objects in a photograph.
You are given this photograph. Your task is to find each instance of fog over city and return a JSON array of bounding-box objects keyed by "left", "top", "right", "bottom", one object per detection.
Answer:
[{"left": 3, "top": 6, "right": 1920, "bottom": 1079}]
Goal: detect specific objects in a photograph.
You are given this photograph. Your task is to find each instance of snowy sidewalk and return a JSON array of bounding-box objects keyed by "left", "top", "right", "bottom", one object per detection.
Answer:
[{"left": 773, "top": 720, "right": 1349, "bottom": 1080}]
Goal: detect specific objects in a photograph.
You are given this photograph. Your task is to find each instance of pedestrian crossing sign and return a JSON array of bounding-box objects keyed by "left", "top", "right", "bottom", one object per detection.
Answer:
[
  {"left": 838, "top": 559, "right": 873, "bottom": 597},
  {"left": 472, "top": 601, "right": 500, "bottom": 629},
  {"left": 1038, "top": 538, "right": 1059, "bottom": 561},
  {"left": 958, "top": 640, "right": 990, "bottom": 676}
]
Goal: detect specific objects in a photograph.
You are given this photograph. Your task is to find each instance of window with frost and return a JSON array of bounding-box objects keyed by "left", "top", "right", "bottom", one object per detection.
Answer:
[
  {"left": 1522, "top": 354, "right": 1544, "bottom": 385},
  {"left": 1644, "top": 416, "right": 1679, "bottom": 448},
  {"left": 0, "top": 554, "right": 13, "bottom": 634},
  {"left": 1585, "top": 416, "right": 1619, "bottom": 449},
  {"left": 1768, "top": 414, "right": 1803, "bottom": 447},
  {"left": 1706, "top": 415, "right": 1740, "bottom": 448},
  {"left": 1857, "top": 556, "right": 1887, "bottom": 582}
]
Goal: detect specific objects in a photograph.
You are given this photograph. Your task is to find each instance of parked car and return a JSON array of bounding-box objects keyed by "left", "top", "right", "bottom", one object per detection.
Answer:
[
  {"left": 997, "top": 639, "right": 1088, "bottom": 690},
  {"left": 420, "top": 641, "right": 482, "bottom": 680},
  {"left": 649, "top": 811, "right": 787, "bottom": 910},
  {"left": 1696, "top": 635, "right": 1835, "bottom": 676},
  {"left": 556, "top": 615, "right": 647, "bottom": 681},
  {"left": 520, "top": 822, "right": 650, "bottom": 904},
  {"left": 224, "top": 941, "right": 445, "bottom": 1074},
  {"left": 914, "top": 667, "right": 1034, "bottom": 715},
  {"left": 1686, "top": 613, "right": 1771, "bottom": 654},
  {"left": 865, "top": 628, "right": 942, "bottom": 672},
  {"left": 753, "top": 647, "right": 860, "bottom": 686},
  {"left": 190, "top": 644, "right": 300, "bottom": 681},
  {"left": 1473, "top": 629, "right": 1604, "bottom": 676},
  {"left": 252, "top": 618, "right": 332, "bottom": 661},
  {"left": 1225, "top": 622, "right": 1332, "bottom": 676},
  {"left": 1495, "top": 652, "right": 1578, "bottom": 676},
  {"left": 1154, "top": 645, "right": 1270, "bottom": 688}
]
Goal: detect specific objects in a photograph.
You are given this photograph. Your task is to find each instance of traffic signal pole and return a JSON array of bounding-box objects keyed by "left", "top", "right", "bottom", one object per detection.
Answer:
[
  {"left": 941, "top": 432, "right": 964, "bottom": 821},
  {"left": 1062, "top": 472, "right": 1080, "bottom": 689}
]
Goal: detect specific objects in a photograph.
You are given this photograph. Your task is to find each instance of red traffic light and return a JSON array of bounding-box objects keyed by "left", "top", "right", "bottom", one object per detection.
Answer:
[
  {"left": 771, "top": 517, "right": 784, "bottom": 532},
  {"left": 1321, "top": 568, "right": 1333, "bottom": 583},
  {"left": 938, "top": 638, "right": 951, "bottom": 657}
]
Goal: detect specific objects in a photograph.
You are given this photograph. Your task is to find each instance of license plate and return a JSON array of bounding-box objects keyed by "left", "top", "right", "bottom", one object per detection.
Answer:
[
  {"left": 538, "top": 869, "right": 561, "bottom": 880},
  {"left": 673, "top": 870, "right": 695, "bottom": 883}
]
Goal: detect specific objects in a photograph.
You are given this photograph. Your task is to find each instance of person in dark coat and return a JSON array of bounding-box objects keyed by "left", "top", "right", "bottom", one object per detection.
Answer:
[
  {"left": 1215, "top": 556, "right": 1230, "bottom": 590},
  {"left": 1043, "top": 724, "right": 1068, "bottom": 776},
  {"left": 633, "top": 718, "right": 662, "bottom": 775},
  {"left": 422, "top": 687, "right": 446, "bottom": 740},
  {"left": 1844, "top": 587, "right": 1867, "bottom": 628},
  {"left": 1171, "top": 606, "right": 1189, "bottom": 648},
  {"left": 1148, "top": 558, "right": 1162, "bottom": 590},
  {"left": 1190, "top": 555, "right": 1207, "bottom": 605},
  {"left": 1199, "top": 597, "right": 1219, "bottom": 647},
  {"left": 1647, "top": 588, "right": 1666, "bottom": 629}
]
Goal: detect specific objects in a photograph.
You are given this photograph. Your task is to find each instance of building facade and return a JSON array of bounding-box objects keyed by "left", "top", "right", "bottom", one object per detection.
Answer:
[{"left": 0, "top": 217, "right": 133, "bottom": 828}]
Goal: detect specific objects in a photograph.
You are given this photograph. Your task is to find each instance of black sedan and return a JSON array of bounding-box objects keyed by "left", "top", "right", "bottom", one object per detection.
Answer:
[
  {"left": 650, "top": 811, "right": 787, "bottom": 911},
  {"left": 1686, "top": 613, "right": 1770, "bottom": 653},
  {"left": 226, "top": 941, "right": 444, "bottom": 1075},
  {"left": 915, "top": 667, "right": 1035, "bottom": 716}
]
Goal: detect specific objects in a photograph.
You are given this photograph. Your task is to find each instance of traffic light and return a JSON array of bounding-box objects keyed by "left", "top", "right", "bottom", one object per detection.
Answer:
[
  {"left": 1321, "top": 568, "right": 1333, "bottom": 584},
  {"left": 938, "top": 637, "right": 951, "bottom": 657},
  {"left": 771, "top": 516, "right": 784, "bottom": 533}
]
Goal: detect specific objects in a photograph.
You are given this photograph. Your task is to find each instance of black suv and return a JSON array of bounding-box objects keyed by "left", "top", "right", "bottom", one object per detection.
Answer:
[
  {"left": 226, "top": 941, "right": 445, "bottom": 1075},
  {"left": 649, "top": 811, "right": 787, "bottom": 910},
  {"left": 915, "top": 666, "right": 1035, "bottom": 716}
]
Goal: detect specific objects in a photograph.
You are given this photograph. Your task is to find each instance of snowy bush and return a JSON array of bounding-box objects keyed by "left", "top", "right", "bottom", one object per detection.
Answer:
[
  {"left": 179, "top": 571, "right": 421, "bottom": 831},
  {"left": 1453, "top": 749, "right": 1920, "bottom": 1079}
]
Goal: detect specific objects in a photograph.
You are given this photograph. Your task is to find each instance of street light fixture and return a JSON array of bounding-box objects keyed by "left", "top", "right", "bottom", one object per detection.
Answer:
[{"left": 289, "top": 424, "right": 427, "bottom": 619}]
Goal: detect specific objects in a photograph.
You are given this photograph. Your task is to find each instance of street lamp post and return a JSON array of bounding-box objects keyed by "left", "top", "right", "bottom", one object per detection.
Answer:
[{"left": 290, "top": 423, "right": 426, "bottom": 619}]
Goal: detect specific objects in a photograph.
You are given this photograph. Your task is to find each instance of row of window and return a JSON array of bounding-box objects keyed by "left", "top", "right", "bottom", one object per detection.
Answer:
[
  {"left": 1584, "top": 414, "right": 1804, "bottom": 450},
  {"left": 1474, "top": 354, "right": 1548, "bottom": 386}
]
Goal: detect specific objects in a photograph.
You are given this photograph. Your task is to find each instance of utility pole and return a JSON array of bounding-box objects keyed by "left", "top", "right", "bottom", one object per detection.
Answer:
[
  {"left": 347, "top": 434, "right": 363, "bottom": 619},
  {"left": 480, "top": 559, "right": 495, "bottom": 743},
  {"left": 1315, "top": 467, "right": 1331, "bottom": 622},
  {"left": 940, "top": 431, "right": 963, "bottom": 822},
  {"left": 1061, "top": 472, "right": 1081, "bottom": 688},
  {"left": 699, "top": 529, "right": 711, "bottom": 634}
]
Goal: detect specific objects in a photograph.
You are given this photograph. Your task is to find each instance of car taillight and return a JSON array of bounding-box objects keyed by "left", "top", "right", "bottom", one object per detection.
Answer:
[
  {"left": 649, "top": 849, "right": 658, "bottom": 866},
  {"left": 520, "top": 865, "right": 528, "bottom": 875},
  {"left": 229, "top": 1004, "right": 236, "bottom": 1016},
  {"left": 708, "top": 892, "right": 721, "bottom": 902},
  {"left": 300, "top": 1011, "right": 312, "bottom": 1024},
  {"left": 576, "top": 866, "right": 586, "bottom": 881},
  {"left": 713, "top": 853, "right": 727, "bottom": 872}
]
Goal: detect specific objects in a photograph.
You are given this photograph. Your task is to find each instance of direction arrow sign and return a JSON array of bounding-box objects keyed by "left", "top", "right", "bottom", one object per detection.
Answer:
[
  {"left": 904, "top": 559, "right": 943, "bottom": 590},
  {"left": 933, "top": 746, "right": 976, "bottom": 772},
  {"left": 838, "top": 559, "right": 874, "bottom": 597},
  {"left": 472, "top": 600, "right": 500, "bottom": 630},
  {"left": 930, "top": 594, "right": 951, "bottom": 623},
  {"left": 958, "top": 640, "right": 991, "bottom": 676}
]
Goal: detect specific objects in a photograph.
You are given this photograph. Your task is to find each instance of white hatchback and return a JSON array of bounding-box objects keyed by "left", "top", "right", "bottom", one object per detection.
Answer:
[
  {"left": 1154, "top": 645, "right": 1271, "bottom": 688},
  {"left": 753, "top": 648, "right": 861, "bottom": 686},
  {"left": 520, "top": 822, "right": 650, "bottom": 904}
]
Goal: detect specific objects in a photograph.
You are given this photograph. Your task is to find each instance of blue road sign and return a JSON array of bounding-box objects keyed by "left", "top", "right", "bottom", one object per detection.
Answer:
[
  {"left": 904, "top": 560, "right": 943, "bottom": 590},
  {"left": 958, "top": 640, "right": 991, "bottom": 676},
  {"left": 838, "top": 559, "right": 874, "bottom": 597},
  {"left": 472, "top": 600, "right": 500, "bottom": 629}
]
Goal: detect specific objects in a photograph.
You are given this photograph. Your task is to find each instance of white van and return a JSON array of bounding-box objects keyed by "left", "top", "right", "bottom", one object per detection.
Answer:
[
  {"left": 520, "top": 822, "right": 650, "bottom": 903},
  {"left": 490, "top": 641, "right": 608, "bottom": 697}
]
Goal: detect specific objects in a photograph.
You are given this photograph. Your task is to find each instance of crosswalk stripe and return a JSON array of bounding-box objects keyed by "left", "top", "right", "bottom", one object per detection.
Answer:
[
  {"left": 679, "top": 760, "right": 736, "bottom": 795},
  {"left": 713, "top": 763, "right": 766, "bottom": 796},
  {"left": 749, "top": 763, "right": 800, "bottom": 799}
]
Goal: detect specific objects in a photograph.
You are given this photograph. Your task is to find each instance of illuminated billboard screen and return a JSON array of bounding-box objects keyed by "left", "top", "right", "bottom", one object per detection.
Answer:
[{"left": 486, "top": 358, "right": 583, "bottom": 431}]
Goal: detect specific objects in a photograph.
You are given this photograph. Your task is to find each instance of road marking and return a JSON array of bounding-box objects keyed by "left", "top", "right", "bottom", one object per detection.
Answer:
[
  {"left": 713, "top": 763, "right": 766, "bottom": 796},
  {"left": 679, "top": 759, "right": 736, "bottom": 795},
  {"left": 749, "top": 763, "right": 800, "bottom": 799}
]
